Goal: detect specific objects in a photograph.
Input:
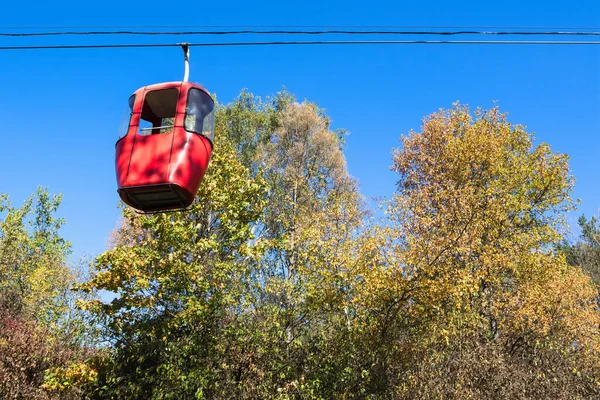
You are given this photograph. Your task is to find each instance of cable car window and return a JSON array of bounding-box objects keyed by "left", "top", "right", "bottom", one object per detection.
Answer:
[
  {"left": 139, "top": 88, "right": 179, "bottom": 136},
  {"left": 184, "top": 88, "right": 215, "bottom": 143},
  {"left": 118, "top": 95, "right": 136, "bottom": 140}
]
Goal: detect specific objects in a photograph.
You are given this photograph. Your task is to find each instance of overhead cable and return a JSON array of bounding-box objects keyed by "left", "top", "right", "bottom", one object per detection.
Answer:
[
  {"left": 1, "top": 40, "right": 600, "bottom": 51},
  {"left": 2, "top": 25, "right": 600, "bottom": 30},
  {"left": 2, "top": 30, "right": 600, "bottom": 37}
]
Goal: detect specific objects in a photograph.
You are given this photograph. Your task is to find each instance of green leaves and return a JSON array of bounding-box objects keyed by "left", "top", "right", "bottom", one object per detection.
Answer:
[
  {"left": 80, "top": 136, "right": 270, "bottom": 398},
  {"left": 0, "top": 187, "right": 73, "bottom": 328}
]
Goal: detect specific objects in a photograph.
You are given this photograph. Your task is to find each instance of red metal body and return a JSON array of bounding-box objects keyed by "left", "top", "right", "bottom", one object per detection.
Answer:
[{"left": 116, "top": 81, "right": 214, "bottom": 212}]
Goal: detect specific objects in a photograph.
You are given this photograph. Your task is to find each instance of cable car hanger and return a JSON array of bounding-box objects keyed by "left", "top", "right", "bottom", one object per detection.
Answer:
[
  {"left": 115, "top": 44, "right": 216, "bottom": 214},
  {"left": 136, "top": 44, "right": 191, "bottom": 139},
  {"left": 182, "top": 43, "right": 190, "bottom": 82}
]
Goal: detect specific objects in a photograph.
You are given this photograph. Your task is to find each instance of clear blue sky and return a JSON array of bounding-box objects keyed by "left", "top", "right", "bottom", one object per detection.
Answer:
[{"left": 1, "top": 0, "right": 599, "bottom": 259}]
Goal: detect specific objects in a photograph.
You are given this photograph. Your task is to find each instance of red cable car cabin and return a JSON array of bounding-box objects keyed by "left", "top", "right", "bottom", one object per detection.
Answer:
[{"left": 116, "top": 81, "right": 214, "bottom": 212}]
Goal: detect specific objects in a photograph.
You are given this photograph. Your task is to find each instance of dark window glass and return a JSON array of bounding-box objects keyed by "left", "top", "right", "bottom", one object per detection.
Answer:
[
  {"left": 118, "top": 95, "right": 136, "bottom": 139},
  {"left": 184, "top": 88, "right": 215, "bottom": 143},
  {"left": 139, "top": 88, "right": 179, "bottom": 136}
]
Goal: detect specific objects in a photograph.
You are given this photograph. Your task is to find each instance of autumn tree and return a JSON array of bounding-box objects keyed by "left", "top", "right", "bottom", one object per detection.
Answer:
[
  {"left": 0, "top": 188, "right": 93, "bottom": 399},
  {"left": 241, "top": 96, "right": 367, "bottom": 397},
  {"left": 355, "top": 104, "right": 600, "bottom": 398},
  {"left": 562, "top": 214, "right": 600, "bottom": 301}
]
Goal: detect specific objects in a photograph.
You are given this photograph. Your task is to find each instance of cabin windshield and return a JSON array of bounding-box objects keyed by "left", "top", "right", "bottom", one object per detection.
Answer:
[
  {"left": 139, "top": 88, "right": 179, "bottom": 135},
  {"left": 184, "top": 88, "right": 215, "bottom": 143},
  {"left": 118, "top": 95, "right": 136, "bottom": 139}
]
